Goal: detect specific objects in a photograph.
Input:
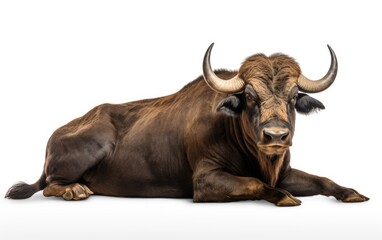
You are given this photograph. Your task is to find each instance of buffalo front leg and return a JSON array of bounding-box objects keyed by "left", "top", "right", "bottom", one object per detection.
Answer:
[
  {"left": 278, "top": 168, "right": 369, "bottom": 202},
  {"left": 193, "top": 168, "right": 301, "bottom": 206}
]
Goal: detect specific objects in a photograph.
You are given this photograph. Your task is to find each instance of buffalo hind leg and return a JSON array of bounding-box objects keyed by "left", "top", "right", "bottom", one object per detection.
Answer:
[
  {"left": 43, "top": 122, "right": 115, "bottom": 201},
  {"left": 278, "top": 168, "right": 369, "bottom": 202},
  {"left": 43, "top": 183, "right": 94, "bottom": 201}
]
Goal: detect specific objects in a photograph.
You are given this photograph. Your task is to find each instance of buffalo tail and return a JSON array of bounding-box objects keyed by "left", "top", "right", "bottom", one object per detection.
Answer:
[{"left": 5, "top": 172, "right": 46, "bottom": 199}]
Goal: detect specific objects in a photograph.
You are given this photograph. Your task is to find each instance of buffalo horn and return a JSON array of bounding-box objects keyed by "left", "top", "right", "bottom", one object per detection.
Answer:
[
  {"left": 297, "top": 45, "right": 338, "bottom": 93},
  {"left": 203, "top": 43, "right": 245, "bottom": 94}
]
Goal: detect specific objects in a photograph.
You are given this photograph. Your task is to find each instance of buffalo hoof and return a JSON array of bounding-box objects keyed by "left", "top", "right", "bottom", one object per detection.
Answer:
[
  {"left": 339, "top": 188, "right": 369, "bottom": 203},
  {"left": 276, "top": 196, "right": 301, "bottom": 207},
  {"left": 44, "top": 183, "right": 94, "bottom": 201},
  {"left": 63, "top": 183, "right": 94, "bottom": 201},
  {"left": 276, "top": 190, "right": 301, "bottom": 207}
]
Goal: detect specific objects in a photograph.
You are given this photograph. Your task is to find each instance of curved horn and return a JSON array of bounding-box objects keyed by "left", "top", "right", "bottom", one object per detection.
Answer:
[
  {"left": 203, "top": 43, "right": 245, "bottom": 94},
  {"left": 297, "top": 45, "right": 338, "bottom": 93}
]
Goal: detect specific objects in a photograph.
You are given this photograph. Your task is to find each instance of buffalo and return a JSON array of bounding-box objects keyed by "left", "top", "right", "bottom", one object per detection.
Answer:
[{"left": 5, "top": 43, "right": 369, "bottom": 206}]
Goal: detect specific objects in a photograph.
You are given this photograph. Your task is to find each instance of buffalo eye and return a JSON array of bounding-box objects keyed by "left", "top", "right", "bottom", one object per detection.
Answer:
[
  {"left": 244, "top": 85, "right": 259, "bottom": 104},
  {"left": 289, "top": 93, "right": 298, "bottom": 106},
  {"left": 245, "top": 94, "right": 260, "bottom": 107}
]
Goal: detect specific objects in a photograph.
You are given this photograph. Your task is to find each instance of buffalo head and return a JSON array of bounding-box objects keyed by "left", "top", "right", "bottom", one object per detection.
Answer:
[{"left": 203, "top": 43, "right": 337, "bottom": 156}]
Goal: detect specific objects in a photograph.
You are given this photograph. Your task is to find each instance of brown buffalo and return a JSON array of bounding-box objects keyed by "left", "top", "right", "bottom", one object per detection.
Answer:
[{"left": 5, "top": 44, "right": 369, "bottom": 206}]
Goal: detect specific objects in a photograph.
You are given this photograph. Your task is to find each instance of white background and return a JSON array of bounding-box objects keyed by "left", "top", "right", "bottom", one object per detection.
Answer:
[{"left": 1, "top": 0, "right": 381, "bottom": 239}]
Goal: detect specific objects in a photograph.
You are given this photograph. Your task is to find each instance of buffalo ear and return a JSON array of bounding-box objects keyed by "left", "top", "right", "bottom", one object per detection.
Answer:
[
  {"left": 217, "top": 95, "right": 243, "bottom": 117},
  {"left": 295, "top": 93, "right": 325, "bottom": 114}
]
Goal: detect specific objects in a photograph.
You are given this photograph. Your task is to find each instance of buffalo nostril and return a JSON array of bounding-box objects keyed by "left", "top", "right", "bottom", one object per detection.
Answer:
[
  {"left": 263, "top": 131, "right": 274, "bottom": 142},
  {"left": 281, "top": 131, "right": 289, "bottom": 141},
  {"left": 262, "top": 128, "right": 290, "bottom": 143}
]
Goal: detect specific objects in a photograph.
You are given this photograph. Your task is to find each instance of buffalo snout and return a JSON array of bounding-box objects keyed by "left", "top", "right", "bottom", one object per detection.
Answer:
[{"left": 261, "top": 127, "right": 291, "bottom": 146}]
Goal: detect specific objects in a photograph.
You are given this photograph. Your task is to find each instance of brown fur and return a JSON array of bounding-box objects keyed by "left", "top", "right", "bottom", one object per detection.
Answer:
[{"left": 239, "top": 54, "right": 300, "bottom": 125}]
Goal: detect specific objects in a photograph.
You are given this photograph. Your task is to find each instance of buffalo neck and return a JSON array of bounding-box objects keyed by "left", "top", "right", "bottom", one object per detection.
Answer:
[{"left": 225, "top": 115, "right": 286, "bottom": 187}]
